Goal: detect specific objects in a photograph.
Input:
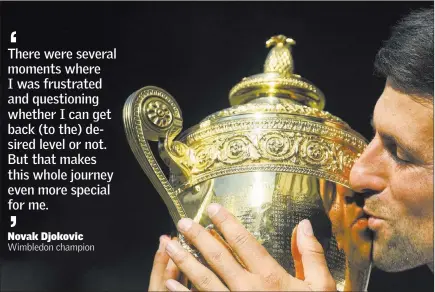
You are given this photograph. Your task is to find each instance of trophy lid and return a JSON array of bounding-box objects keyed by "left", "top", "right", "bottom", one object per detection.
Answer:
[
  {"left": 229, "top": 35, "right": 325, "bottom": 110},
  {"left": 197, "top": 34, "right": 356, "bottom": 132}
]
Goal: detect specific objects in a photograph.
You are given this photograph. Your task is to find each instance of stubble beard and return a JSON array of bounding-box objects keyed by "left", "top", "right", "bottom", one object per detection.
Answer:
[{"left": 372, "top": 217, "right": 429, "bottom": 272}]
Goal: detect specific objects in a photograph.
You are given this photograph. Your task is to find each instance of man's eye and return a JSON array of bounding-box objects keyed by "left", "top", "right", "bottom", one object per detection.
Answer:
[
  {"left": 395, "top": 150, "right": 411, "bottom": 163},
  {"left": 387, "top": 143, "right": 411, "bottom": 165}
]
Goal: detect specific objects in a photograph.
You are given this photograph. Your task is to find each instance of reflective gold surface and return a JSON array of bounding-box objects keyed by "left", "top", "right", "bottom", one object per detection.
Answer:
[
  {"left": 180, "top": 172, "right": 371, "bottom": 291},
  {"left": 123, "top": 35, "right": 372, "bottom": 291}
]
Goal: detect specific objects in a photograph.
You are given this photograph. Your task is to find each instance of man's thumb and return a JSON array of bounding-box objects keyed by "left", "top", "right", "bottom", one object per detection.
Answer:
[{"left": 296, "top": 219, "right": 336, "bottom": 290}]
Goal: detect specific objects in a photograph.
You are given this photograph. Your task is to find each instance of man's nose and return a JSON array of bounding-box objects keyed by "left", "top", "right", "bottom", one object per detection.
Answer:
[{"left": 349, "top": 139, "right": 386, "bottom": 194}]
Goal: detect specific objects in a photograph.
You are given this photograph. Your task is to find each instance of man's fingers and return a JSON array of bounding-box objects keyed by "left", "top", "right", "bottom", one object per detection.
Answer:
[
  {"left": 164, "top": 238, "right": 229, "bottom": 291},
  {"left": 165, "top": 279, "right": 190, "bottom": 292},
  {"left": 165, "top": 258, "right": 180, "bottom": 280},
  {"left": 290, "top": 225, "right": 304, "bottom": 280},
  {"left": 165, "top": 237, "right": 180, "bottom": 279},
  {"left": 176, "top": 217, "right": 247, "bottom": 287},
  {"left": 297, "top": 219, "right": 336, "bottom": 291},
  {"left": 207, "top": 203, "right": 282, "bottom": 274},
  {"left": 149, "top": 235, "right": 171, "bottom": 291}
]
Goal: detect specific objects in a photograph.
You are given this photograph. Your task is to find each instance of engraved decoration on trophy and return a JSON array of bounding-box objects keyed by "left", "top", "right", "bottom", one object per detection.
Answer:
[{"left": 123, "top": 34, "right": 372, "bottom": 291}]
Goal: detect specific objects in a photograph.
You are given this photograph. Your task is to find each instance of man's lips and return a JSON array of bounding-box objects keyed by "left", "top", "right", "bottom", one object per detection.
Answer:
[
  {"left": 363, "top": 206, "right": 384, "bottom": 220},
  {"left": 363, "top": 207, "right": 385, "bottom": 229}
]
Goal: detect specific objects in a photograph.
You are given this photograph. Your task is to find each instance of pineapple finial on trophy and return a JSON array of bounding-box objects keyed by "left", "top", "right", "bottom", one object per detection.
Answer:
[
  {"left": 264, "top": 35, "right": 296, "bottom": 77},
  {"left": 229, "top": 34, "right": 324, "bottom": 109}
]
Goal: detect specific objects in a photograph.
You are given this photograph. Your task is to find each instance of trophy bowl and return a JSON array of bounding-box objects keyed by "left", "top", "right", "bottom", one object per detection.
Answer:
[{"left": 123, "top": 35, "right": 372, "bottom": 291}]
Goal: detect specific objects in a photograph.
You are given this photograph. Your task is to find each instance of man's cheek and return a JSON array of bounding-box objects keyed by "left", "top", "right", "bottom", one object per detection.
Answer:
[{"left": 392, "top": 177, "right": 432, "bottom": 218}]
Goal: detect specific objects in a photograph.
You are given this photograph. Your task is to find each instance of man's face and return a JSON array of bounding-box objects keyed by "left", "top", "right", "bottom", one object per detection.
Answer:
[{"left": 349, "top": 83, "right": 434, "bottom": 272}]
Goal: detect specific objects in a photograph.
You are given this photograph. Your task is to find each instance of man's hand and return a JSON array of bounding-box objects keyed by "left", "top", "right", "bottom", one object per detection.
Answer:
[
  {"left": 161, "top": 203, "right": 336, "bottom": 291},
  {"left": 149, "top": 236, "right": 181, "bottom": 291}
]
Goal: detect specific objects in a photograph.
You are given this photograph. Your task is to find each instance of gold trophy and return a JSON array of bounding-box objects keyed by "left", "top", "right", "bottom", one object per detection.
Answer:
[{"left": 123, "top": 35, "right": 372, "bottom": 291}]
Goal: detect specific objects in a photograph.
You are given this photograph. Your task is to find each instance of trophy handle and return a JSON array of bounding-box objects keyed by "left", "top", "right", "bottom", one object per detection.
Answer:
[{"left": 123, "top": 86, "right": 188, "bottom": 222}]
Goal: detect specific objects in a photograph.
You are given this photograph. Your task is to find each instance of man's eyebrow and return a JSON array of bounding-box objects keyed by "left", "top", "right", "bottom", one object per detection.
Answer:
[{"left": 370, "top": 117, "right": 423, "bottom": 162}]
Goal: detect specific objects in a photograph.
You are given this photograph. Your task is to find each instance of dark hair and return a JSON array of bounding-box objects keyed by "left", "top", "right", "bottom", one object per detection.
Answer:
[{"left": 374, "top": 7, "right": 434, "bottom": 101}]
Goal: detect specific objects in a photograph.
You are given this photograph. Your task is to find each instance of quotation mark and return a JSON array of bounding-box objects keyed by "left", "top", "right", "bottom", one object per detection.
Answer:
[
  {"left": 10, "top": 31, "right": 17, "bottom": 43},
  {"left": 10, "top": 216, "right": 17, "bottom": 227}
]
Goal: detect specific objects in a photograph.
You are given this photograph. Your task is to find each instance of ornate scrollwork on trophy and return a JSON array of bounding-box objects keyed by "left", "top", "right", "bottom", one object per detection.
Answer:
[
  {"left": 301, "top": 136, "right": 331, "bottom": 166},
  {"left": 258, "top": 131, "right": 297, "bottom": 160},
  {"left": 219, "top": 135, "right": 260, "bottom": 165},
  {"left": 193, "top": 145, "right": 218, "bottom": 172},
  {"left": 132, "top": 87, "right": 183, "bottom": 146},
  {"left": 144, "top": 98, "right": 174, "bottom": 129},
  {"left": 173, "top": 117, "right": 366, "bottom": 190}
]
